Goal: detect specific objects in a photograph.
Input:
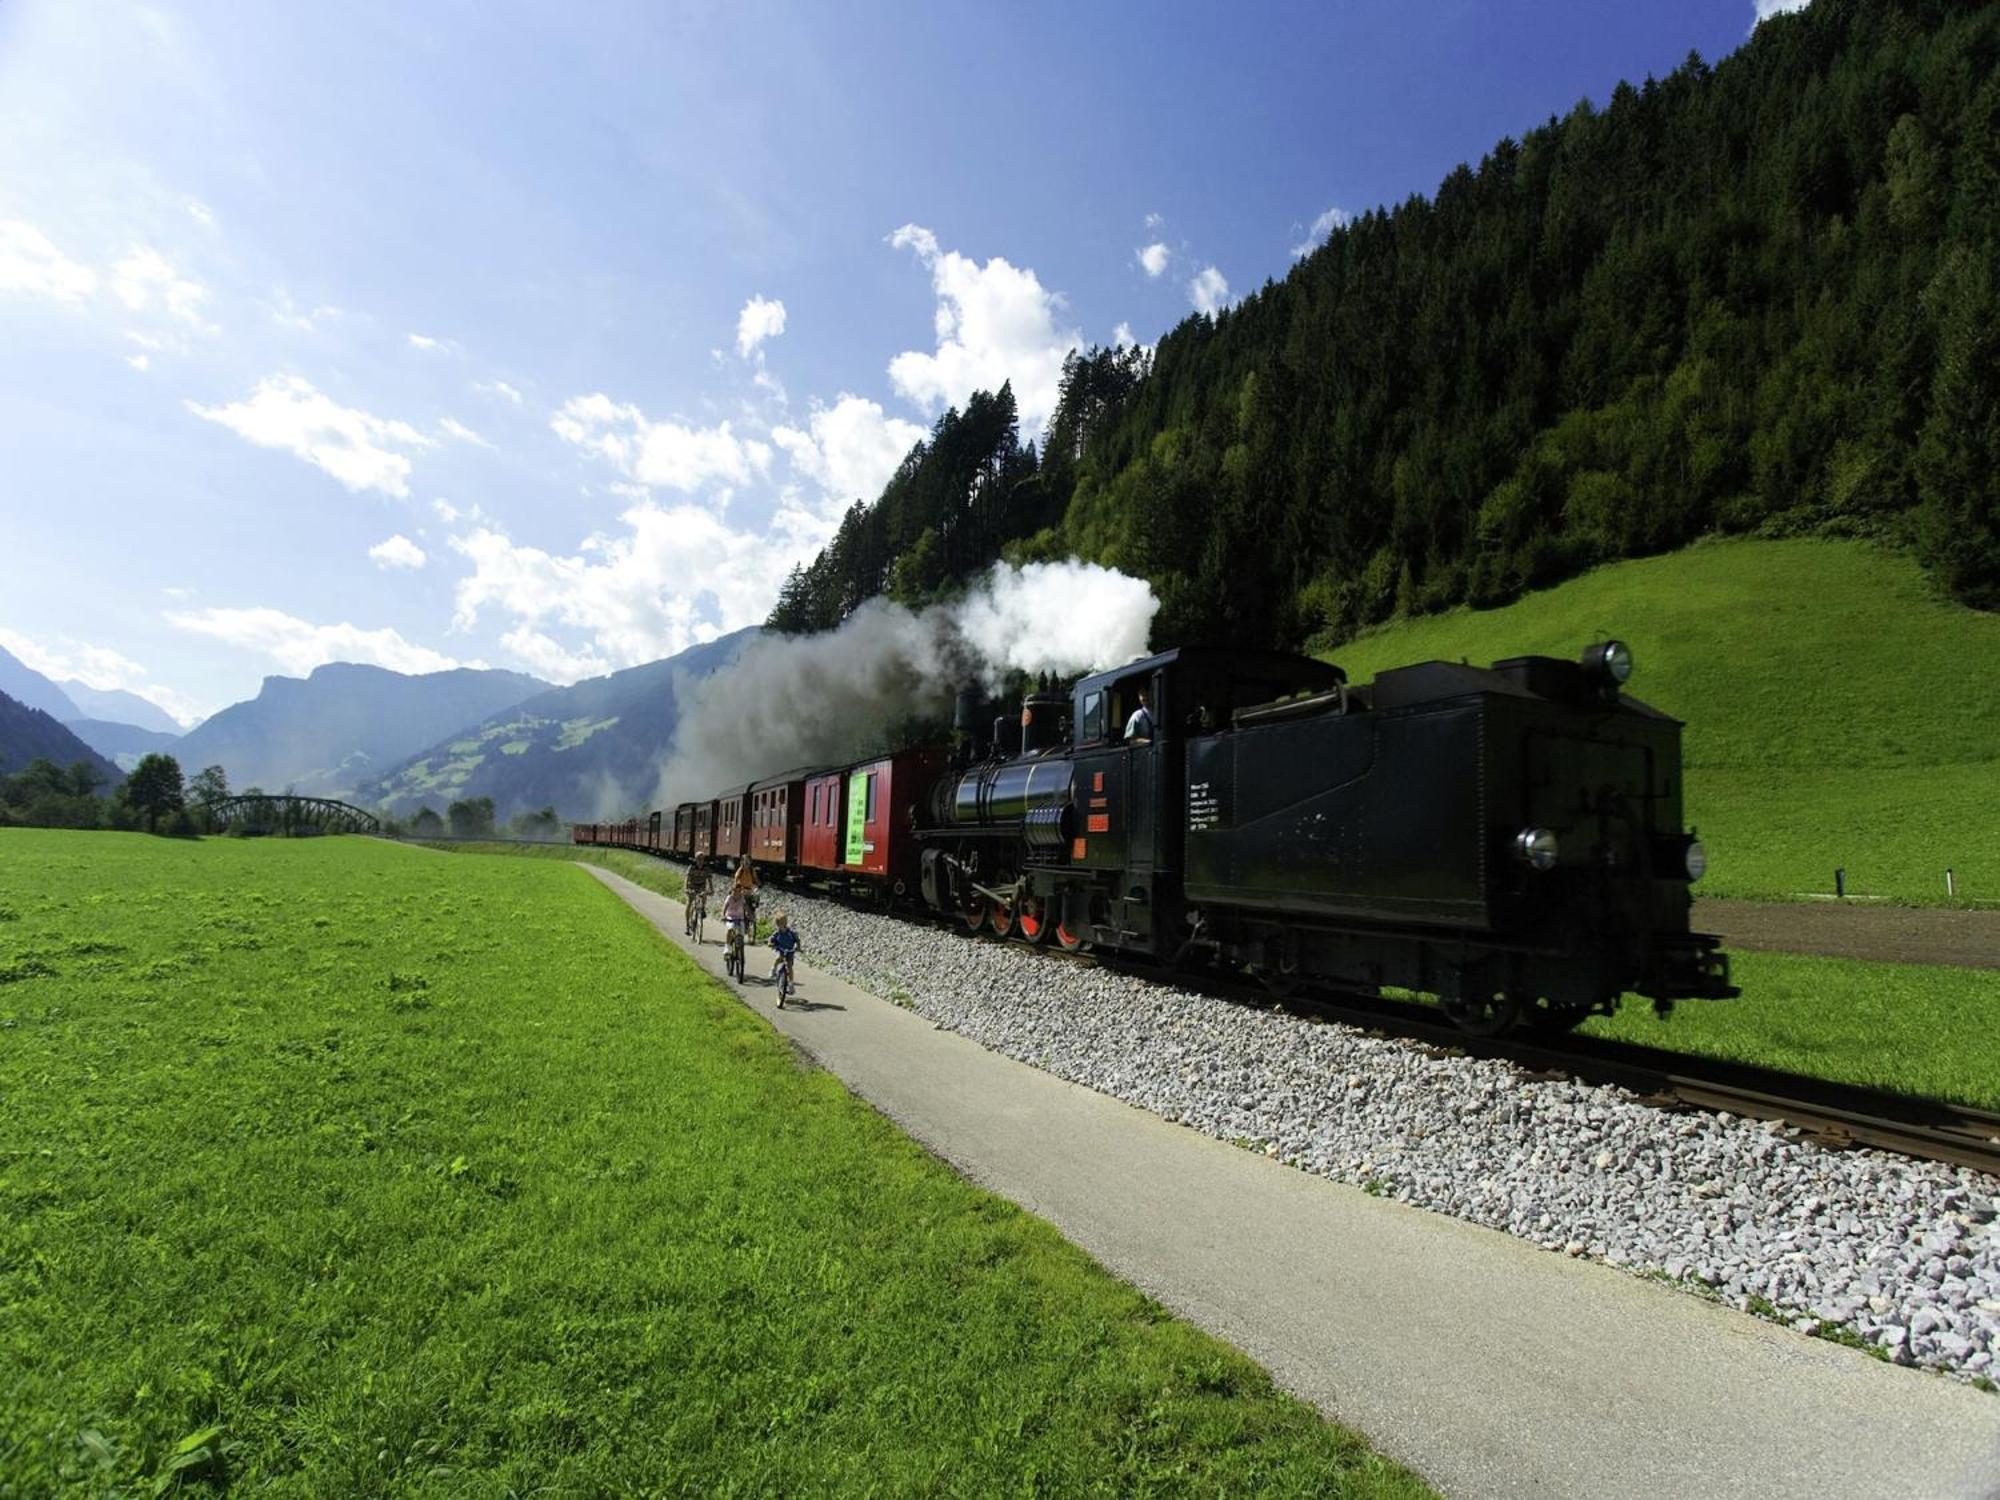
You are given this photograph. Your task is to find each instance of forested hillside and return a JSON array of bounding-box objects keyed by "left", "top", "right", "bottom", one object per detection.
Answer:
[{"left": 771, "top": 0, "right": 1999, "bottom": 647}]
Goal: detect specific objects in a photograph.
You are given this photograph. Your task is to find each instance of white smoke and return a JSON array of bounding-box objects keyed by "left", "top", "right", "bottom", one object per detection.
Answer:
[{"left": 653, "top": 560, "right": 1159, "bottom": 807}]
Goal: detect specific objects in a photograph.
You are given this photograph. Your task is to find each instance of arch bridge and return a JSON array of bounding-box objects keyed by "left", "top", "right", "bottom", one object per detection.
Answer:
[{"left": 206, "top": 795, "right": 381, "bottom": 835}]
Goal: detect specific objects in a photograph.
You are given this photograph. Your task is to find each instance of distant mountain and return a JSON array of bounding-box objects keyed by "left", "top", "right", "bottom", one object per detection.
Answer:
[
  {"left": 0, "top": 644, "right": 82, "bottom": 720},
  {"left": 358, "top": 629, "right": 754, "bottom": 821},
  {"left": 172, "top": 662, "right": 552, "bottom": 797},
  {"left": 60, "top": 681, "right": 186, "bottom": 734},
  {"left": 64, "top": 718, "right": 183, "bottom": 772},
  {"left": 0, "top": 691, "right": 123, "bottom": 787}
]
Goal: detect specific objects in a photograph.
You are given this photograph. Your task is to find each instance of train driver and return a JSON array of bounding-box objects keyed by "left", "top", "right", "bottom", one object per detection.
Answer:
[{"left": 1124, "top": 689, "right": 1153, "bottom": 744}]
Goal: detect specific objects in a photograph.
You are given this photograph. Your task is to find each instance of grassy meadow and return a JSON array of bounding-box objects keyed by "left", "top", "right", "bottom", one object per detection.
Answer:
[
  {"left": 0, "top": 830, "right": 1426, "bottom": 1498},
  {"left": 1579, "top": 951, "right": 2000, "bottom": 1111},
  {"left": 1327, "top": 539, "right": 2000, "bottom": 907}
]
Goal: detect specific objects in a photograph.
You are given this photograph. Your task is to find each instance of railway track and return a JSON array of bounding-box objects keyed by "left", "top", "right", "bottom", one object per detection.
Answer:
[{"left": 1260, "top": 988, "right": 2000, "bottom": 1178}]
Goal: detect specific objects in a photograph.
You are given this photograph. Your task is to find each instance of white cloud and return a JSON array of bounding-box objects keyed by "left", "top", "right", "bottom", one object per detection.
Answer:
[
  {"left": 1144, "top": 212, "right": 1165, "bottom": 231},
  {"left": 1137, "top": 242, "right": 1170, "bottom": 278},
  {"left": 166, "top": 606, "right": 469, "bottom": 676},
  {"left": 736, "top": 294, "right": 787, "bottom": 358},
  {"left": 1290, "top": 205, "right": 1353, "bottom": 259},
  {"left": 451, "top": 498, "right": 825, "bottom": 678},
  {"left": 186, "top": 375, "right": 435, "bottom": 497},
  {"left": 186, "top": 200, "right": 216, "bottom": 228},
  {"left": 0, "top": 220, "right": 98, "bottom": 305},
  {"left": 407, "top": 332, "right": 455, "bottom": 353},
  {"left": 368, "top": 534, "right": 427, "bottom": 570},
  {"left": 269, "top": 294, "right": 341, "bottom": 333},
  {"left": 1753, "top": 0, "right": 1810, "bottom": 22},
  {"left": 477, "top": 379, "right": 523, "bottom": 405},
  {"left": 126, "top": 353, "right": 151, "bottom": 373},
  {"left": 772, "top": 395, "right": 925, "bottom": 505},
  {"left": 1112, "top": 322, "right": 1137, "bottom": 349},
  {"left": 438, "top": 416, "right": 493, "bottom": 449},
  {"left": 0, "top": 626, "right": 203, "bottom": 725},
  {"left": 431, "top": 498, "right": 460, "bottom": 523},
  {"left": 550, "top": 394, "right": 771, "bottom": 494},
  {"left": 499, "top": 625, "right": 609, "bottom": 684},
  {"left": 110, "top": 247, "right": 210, "bottom": 328},
  {"left": 886, "top": 223, "right": 1081, "bottom": 435},
  {"left": 1187, "top": 265, "right": 1231, "bottom": 316}
]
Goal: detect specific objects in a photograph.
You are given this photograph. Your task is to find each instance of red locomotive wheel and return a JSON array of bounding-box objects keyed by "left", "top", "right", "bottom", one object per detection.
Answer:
[
  {"left": 1054, "top": 920, "right": 1086, "bottom": 952},
  {"left": 989, "top": 901, "right": 1014, "bottom": 938},
  {"left": 1016, "top": 898, "right": 1050, "bottom": 945}
]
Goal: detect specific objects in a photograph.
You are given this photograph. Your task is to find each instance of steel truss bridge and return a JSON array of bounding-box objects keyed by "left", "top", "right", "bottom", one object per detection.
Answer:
[{"left": 205, "top": 795, "right": 381, "bottom": 835}]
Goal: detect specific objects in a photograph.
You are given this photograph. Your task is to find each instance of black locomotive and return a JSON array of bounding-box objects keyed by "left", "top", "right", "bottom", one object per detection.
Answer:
[{"left": 914, "top": 641, "right": 1736, "bottom": 1033}]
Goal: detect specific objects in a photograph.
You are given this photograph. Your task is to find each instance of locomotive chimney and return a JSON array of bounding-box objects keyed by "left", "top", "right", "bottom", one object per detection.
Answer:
[
  {"left": 1020, "top": 689, "right": 1066, "bottom": 753},
  {"left": 992, "top": 715, "right": 1021, "bottom": 756}
]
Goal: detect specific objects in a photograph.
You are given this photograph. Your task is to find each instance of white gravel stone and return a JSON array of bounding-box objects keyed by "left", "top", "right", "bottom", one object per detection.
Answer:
[{"left": 771, "top": 887, "right": 2000, "bottom": 1385}]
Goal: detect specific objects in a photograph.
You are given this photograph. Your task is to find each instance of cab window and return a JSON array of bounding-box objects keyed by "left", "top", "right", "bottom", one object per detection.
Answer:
[{"left": 1080, "top": 689, "right": 1105, "bottom": 742}]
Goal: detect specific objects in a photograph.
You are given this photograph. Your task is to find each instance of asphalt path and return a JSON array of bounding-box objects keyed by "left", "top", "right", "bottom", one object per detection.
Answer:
[{"left": 584, "top": 865, "right": 2000, "bottom": 1500}]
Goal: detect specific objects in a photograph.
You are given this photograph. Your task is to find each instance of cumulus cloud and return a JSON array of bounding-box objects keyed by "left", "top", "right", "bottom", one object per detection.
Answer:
[
  {"left": 126, "top": 353, "right": 151, "bottom": 373},
  {"left": 1290, "top": 204, "right": 1353, "bottom": 259},
  {"left": 431, "top": 498, "right": 461, "bottom": 523},
  {"left": 451, "top": 494, "right": 827, "bottom": 679},
  {"left": 1187, "top": 265, "right": 1231, "bottom": 316},
  {"left": 110, "top": 247, "right": 211, "bottom": 327},
  {"left": 498, "top": 625, "right": 610, "bottom": 683},
  {"left": 1137, "top": 242, "right": 1170, "bottom": 277},
  {"left": 368, "top": 534, "right": 427, "bottom": 570},
  {"left": 886, "top": 223, "right": 1081, "bottom": 435},
  {"left": 772, "top": 395, "right": 925, "bottom": 505},
  {"left": 407, "top": 332, "right": 455, "bottom": 353},
  {"left": 187, "top": 375, "right": 436, "bottom": 497},
  {"left": 0, "top": 220, "right": 98, "bottom": 305},
  {"left": 1753, "top": 0, "right": 1810, "bottom": 22},
  {"left": 735, "top": 294, "right": 787, "bottom": 357},
  {"left": 166, "top": 606, "right": 468, "bottom": 676},
  {"left": 477, "top": 379, "right": 523, "bottom": 405},
  {"left": 550, "top": 393, "right": 771, "bottom": 494},
  {"left": 1112, "top": 322, "right": 1138, "bottom": 349}
]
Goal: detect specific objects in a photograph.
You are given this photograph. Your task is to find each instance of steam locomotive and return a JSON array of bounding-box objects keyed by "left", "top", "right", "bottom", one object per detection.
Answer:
[{"left": 574, "top": 641, "right": 1737, "bottom": 1034}]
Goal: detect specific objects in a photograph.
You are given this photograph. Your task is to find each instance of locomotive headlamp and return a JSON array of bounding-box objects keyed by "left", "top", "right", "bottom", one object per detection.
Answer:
[
  {"left": 1685, "top": 840, "right": 1709, "bottom": 882},
  {"left": 1581, "top": 639, "right": 1634, "bottom": 686},
  {"left": 1515, "top": 827, "right": 1560, "bottom": 871}
]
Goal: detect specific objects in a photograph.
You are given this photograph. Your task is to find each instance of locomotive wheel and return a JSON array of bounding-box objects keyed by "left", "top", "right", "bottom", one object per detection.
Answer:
[
  {"left": 959, "top": 903, "right": 988, "bottom": 934},
  {"left": 1054, "top": 920, "right": 1087, "bottom": 953},
  {"left": 1016, "top": 897, "right": 1051, "bottom": 946},
  {"left": 1442, "top": 990, "right": 1522, "bottom": 1037},
  {"left": 989, "top": 901, "right": 1015, "bottom": 938}
]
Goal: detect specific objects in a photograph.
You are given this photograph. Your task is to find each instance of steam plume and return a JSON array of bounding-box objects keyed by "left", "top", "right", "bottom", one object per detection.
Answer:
[{"left": 653, "top": 560, "right": 1158, "bottom": 806}]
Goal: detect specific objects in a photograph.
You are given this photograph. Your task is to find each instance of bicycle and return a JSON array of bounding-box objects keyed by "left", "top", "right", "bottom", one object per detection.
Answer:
[
  {"left": 724, "top": 920, "right": 746, "bottom": 981},
  {"left": 684, "top": 883, "right": 708, "bottom": 943},
  {"left": 773, "top": 949, "right": 796, "bottom": 1007}
]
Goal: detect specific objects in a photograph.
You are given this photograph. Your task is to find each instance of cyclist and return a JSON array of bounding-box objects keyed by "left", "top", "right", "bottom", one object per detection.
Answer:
[
  {"left": 684, "top": 855, "right": 712, "bottom": 938},
  {"left": 730, "top": 856, "right": 761, "bottom": 933},
  {"left": 721, "top": 885, "right": 751, "bottom": 975},
  {"left": 769, "top": 913, "right": 802, "bottom": 1003}
]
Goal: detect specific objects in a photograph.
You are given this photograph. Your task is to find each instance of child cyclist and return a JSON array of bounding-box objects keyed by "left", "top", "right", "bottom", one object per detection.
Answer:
[{"left": 769, "top": 913, "right": 802, "bottom": 1001}]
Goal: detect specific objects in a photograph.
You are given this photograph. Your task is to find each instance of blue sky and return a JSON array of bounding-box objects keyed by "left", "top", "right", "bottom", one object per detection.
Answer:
[{"left": 0, "top": 0, "right": 1799, "bottom": 725}]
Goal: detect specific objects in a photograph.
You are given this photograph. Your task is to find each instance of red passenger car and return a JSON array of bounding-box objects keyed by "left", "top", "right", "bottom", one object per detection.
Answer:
[
  {"left": 748, "top": 769, "right": 811, "bottom": 867},
  {"left": 800, "top": 770, "right": 845, "bottom": 871},
  {"left": 713, "top": 786, "right": 750, "bottom": 863},
  {"left": 672, "top": 803, "right": 696, "bottom": 856},
  {"left": 835, "top": 746, "right": 946, "bottom": 892}
]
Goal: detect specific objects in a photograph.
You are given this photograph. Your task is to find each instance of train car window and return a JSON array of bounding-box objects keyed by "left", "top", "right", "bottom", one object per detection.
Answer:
[
  {"left": 864, "top": 772, "right": 877, "bottom": 823},
  {"left": 1081, "top": 690, "right": 1104, "bottom": 742}
]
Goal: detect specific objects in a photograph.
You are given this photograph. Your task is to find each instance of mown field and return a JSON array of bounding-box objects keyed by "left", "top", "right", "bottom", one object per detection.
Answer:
[
  {"left": 1327, "top": 538, "right": 2000, "bottom": 907},
  {"left": 0, "top": 830, "right": 1426, "bottom": 1498}
]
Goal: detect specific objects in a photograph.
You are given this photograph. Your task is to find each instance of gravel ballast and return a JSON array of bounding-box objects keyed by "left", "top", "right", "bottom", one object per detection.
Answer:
[{"left": 759, "top": 887, "right": 2000, "bottom": 1384}]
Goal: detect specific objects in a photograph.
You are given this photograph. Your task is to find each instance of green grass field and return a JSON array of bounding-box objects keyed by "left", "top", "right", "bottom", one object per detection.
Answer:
[
  {"left": 1326, "top": 538, "right": 2000, "bottom": 907},
  {"left": 0, "top": 830, "right": 1426, "bottom": 1498},
  {"left": 1580, "top": 951, "right": 2000, "bottom": 1110}
]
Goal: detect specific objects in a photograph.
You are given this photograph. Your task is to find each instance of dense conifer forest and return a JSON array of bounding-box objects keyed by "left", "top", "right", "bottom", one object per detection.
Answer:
[{"left": 768, "top": 0, "right": 1999, "bottom": 647}]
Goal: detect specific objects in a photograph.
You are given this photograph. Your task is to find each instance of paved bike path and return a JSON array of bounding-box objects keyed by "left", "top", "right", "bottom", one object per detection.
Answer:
[{"left": 584, "top": 865, "right": 2000, "bottom": 1500}]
